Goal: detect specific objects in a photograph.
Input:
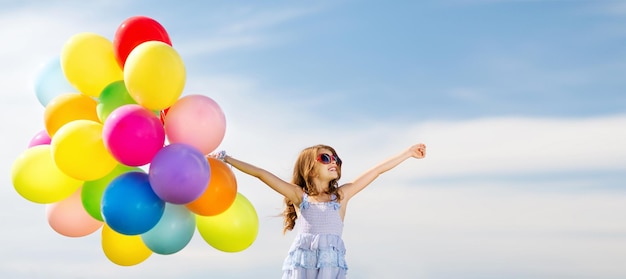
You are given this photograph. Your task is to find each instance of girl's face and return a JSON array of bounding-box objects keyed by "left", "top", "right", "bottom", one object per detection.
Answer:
[{"left": 315, "top": 148, "right": 340, "bottom": 180}]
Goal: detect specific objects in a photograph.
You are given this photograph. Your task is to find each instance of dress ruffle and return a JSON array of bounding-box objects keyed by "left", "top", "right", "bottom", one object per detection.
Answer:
[{"left": 282, "top": 233, "right": 348, "bottom": 271}]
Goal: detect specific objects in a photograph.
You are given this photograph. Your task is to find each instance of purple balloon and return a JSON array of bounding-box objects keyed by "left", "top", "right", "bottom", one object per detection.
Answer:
[
  {"left": 149, "top": 143, "right": 210, "bottom": 204},
  {"left": 28, "top": 129, "right": 51, "bottom": 147}
]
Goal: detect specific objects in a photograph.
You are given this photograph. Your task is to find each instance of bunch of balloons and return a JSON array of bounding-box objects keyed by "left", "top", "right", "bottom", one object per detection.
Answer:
[{"left": 11, "top": 16, "right": 259, "bottom": 266}]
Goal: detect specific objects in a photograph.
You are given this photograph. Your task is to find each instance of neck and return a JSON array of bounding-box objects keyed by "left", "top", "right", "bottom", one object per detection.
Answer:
[{"left": 311, "top": 177, "right": 331, "bottom": 195}]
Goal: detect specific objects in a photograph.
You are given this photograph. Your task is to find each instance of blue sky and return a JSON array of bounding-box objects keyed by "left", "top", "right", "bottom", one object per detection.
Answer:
[{"left": 1, "top": 1, "right": 626, "bottom": 278}]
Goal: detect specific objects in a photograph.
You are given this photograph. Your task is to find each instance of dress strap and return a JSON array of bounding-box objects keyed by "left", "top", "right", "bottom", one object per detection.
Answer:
[
  {"left": 300, "top": 192, "right": 310, "bottom": 210},
  {"left": 329, "top": 194, "right": 341, "bottom": 210}
]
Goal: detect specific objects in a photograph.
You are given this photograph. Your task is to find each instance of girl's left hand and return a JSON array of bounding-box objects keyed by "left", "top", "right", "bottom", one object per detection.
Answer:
[{"left": 409, "top": 144, "right": 426, "bottom": 159}]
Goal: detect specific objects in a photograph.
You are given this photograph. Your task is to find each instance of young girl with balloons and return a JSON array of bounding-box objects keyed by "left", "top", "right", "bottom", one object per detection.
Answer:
[{"left": 212, "top": 143, "right": 426, "bottom": 278}]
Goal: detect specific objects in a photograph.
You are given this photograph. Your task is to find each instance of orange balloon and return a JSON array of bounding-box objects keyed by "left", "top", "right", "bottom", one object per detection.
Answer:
[
  {"left": 44, "top": 93, "right": 99, "bottom": 137},
  {"left": 186, "top": 158, "right": 237, "bottom": 216}
]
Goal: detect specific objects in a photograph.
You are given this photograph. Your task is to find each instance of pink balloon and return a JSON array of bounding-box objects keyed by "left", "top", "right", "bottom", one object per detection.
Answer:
[
  {"left": 28, "top": 129, "right": 51, "bottom": 147},
  {"left": 165, "top": 95, "right": 226, "bottom": 154},
  {"left": 103, "top": 104, "right": 165, "bottom": 166},
  {"left": 46, "top": 187, "right": 103, "bottom": 237}
]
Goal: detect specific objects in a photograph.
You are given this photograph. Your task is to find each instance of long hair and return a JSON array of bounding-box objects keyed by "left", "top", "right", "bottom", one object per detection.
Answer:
[{"left": 282, "top": 144, "right": 342, "bottom": 234}]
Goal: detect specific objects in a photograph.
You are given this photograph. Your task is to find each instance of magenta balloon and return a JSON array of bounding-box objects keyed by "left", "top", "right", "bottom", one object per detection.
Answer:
[
  {"left": 28, "top": 129, "right": 51, "bottom": 147},
  {"left": 103, "top": 104, "right": 165, "bottom": 166},
  {"left": 148, "top": 143, "right": 210, "bottom": 204},
  {"left": 165, "top": 95, "right": 226, "bottom": 154}
]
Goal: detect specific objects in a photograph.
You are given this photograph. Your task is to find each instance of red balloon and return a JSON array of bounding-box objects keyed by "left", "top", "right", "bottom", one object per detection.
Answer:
[
  {"left": 159, "top": 107, "right": 170, "bottom": 125},
  {"left": 113, "top": 16, "right": 172, "bottom": 68}
]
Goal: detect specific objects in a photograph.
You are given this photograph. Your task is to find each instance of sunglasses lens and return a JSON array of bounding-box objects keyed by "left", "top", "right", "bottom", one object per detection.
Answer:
[
  {"left": 321, "top": 154, "right": 332, "bottom": 164},
  {"left": 335, "top": 156, "right": 342, "bottom": 165}
]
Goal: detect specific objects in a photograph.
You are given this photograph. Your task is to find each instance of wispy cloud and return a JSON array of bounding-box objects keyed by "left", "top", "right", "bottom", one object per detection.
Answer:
[
  {"left": 215, "top": 7, "right": 322, "bottom": 36},
  {"left": 589, "top": 1, "right": 626, "bottom": 16},
  {"left": 176, "top": 5, "right": 325, "bottom": 57}
]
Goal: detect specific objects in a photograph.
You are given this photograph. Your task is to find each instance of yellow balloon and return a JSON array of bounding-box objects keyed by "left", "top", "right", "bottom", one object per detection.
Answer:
[
  {"left": 51, "top": 120, "right": 117, "bottom": 181},
  {"left": 196, "top": 193, "right": 259, "bottom": 252},
  {"left": 44, "top": 93, "right": 99, "bottom": 138},
  {"left": 101, "top": 224, "right": 152, "bottom": 266},
  {"left": 124, "top": 41, "right": 186, "bottom": 111},
  {"left": 11, "top": 145, "right": 82, "bottom": 204},
  {"left": 61, "top": 32, "right": 123, "bottom": 97}
]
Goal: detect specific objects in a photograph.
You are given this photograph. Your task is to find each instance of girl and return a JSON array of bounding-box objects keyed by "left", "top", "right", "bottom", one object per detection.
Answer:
[{"left": 214, "top": 143, "right": 426, "bottom": 278}]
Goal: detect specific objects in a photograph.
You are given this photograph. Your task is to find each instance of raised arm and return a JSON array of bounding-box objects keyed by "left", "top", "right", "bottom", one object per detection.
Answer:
[
  {"left": 340, "top": 143, "right": 426, "bottom": 200},
  {"left": 222, "top": 155, "right": 303, "bottom": 204}
]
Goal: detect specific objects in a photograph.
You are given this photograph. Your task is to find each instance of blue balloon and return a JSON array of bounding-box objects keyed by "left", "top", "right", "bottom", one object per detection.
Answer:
[
  {"left": 141, "top": 203, "right": 195, "bottom": 255},
  {"left": 102, "top": 172, "right": 165, "bottom": 235},
  {"left": 34, "top": 56, "right": 77, "bottom": 107}
]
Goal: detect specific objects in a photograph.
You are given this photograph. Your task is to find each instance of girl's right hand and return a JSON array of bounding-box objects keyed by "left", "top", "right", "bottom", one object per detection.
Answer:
[{"left": 206, "top": 150, "right": 228, "bottom": 161}]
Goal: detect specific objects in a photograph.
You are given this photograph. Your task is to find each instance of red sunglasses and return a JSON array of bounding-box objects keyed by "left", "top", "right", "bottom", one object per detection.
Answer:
[{"left": 316, "top": 153, "right": 342, "bottom": 166}]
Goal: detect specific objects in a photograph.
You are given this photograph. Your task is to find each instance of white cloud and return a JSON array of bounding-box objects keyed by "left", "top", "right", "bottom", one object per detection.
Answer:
[
  {"left": 411, "top": 115, "right": 626, "bottom": 178},
  {"left": 345, "top": 183, "right": 626, "bottom": 278}
]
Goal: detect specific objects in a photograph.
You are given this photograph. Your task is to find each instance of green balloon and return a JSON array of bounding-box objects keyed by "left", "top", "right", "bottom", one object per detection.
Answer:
[
  {"left": 81, "top": 164, "right": 143, "bottom": 221},
  {"left": 97, "top": 80, "right": 137, "bottom": 122}
]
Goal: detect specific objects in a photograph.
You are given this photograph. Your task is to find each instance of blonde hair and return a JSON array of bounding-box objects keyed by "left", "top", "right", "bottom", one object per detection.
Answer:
[{"left": 282, "top": 144, "right": 342, "bottom": 234}]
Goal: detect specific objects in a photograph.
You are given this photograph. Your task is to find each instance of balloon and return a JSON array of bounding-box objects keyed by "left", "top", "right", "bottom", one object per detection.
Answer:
[
  {"left": 97, "top": 80, "right": 137, "bottom": 122},
  {"left": 165, "top": 95, "right": 226, "bottom": 155},
  {"left": 148, "top": 143, "right": 210, "bottom": 204},
  {"left": 124, "top": 41, "right": 185, "bottom": 111},
  {"left": 28, "top": 129, "right": 51, "bottom": 147},
  {"left": 186, "top": 158, "right": 237, "bottom": 216},
  {"left": 34, "top": 56, "right": 77, "bottom": 107},
  {"left": 61, "top": 32, "right": 123, "bottom": 97},
  {"left": 101, "top": 172, "right": 165, "bottom": 235},
  {"left": 46, "top": 187, "right": 103, "bottom": 237},
  {"left": 141, "top": 203, "right": 195, "bottom": 255},
  {"left": 51, "top": 120, "right": 118, "bottom": 181},
  {"left": 102, "top": 224, "right": 152, "bottom": 266},
  {"left": 11, "top": 145, "right": 82, "bottom": 204},
  {"left": 82, "top": 164, "right": 143, "bottom": 221},
  {"left": 102, "top": 104, "right": 165, "bottom": 166},
  {"left": 196, "top": 193, "right": 258, "bottom": 252},
  {"left": 113, "top": 16, "right": 172, "bottom": 69},
  {"left": 44, "top": 93, "right": 99, "bottom": 138}
]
